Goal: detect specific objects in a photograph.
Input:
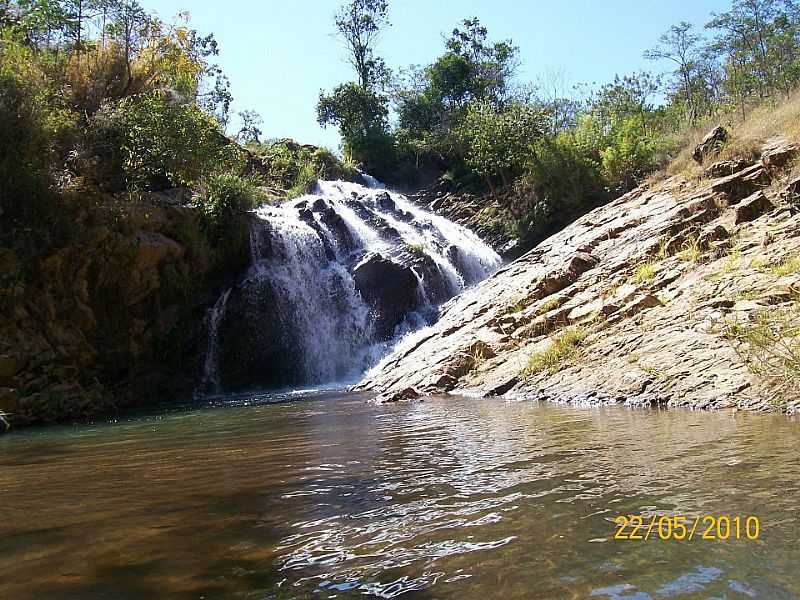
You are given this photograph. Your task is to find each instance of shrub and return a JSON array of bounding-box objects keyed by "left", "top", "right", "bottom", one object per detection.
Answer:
[
  {"left": 91, "top": 92, "right": 243, "bottom": 191},
  {"left": 723, "top": 303, "right": 800, "bottom": 409},
  {"left": 196, "top": 173, "right": 264, "bottom": 240},
  {"left": 0, "top": 35, "right": 78, "bottom": 251}
]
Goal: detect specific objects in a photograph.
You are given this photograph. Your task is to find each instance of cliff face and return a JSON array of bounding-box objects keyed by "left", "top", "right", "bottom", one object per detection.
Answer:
[
  {"left": 357, "top": 138, "right": 800, "bottom": 413},
  {"left": 0, "top": 190, "right": 248, "bottom": 429}
]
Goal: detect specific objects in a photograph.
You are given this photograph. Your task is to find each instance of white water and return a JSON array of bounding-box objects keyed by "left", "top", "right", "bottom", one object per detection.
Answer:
[
  {"left": 200, "top": 178, "right": 501, "bottom": 392},
  {"left": 199, "top": 287, "right": 231, "bottom": 395}
]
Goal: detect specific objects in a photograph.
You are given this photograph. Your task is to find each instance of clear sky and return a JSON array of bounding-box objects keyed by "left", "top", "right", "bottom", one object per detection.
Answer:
[{"left": 141, "top": 0, "right": 732, "bottom": 150}]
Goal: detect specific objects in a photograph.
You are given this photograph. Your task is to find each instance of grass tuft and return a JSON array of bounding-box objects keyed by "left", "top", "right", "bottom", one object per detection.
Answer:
[
  {"left": 771, "top": 255, "right": 800, "bottom": 277},
  {"left": 523, "top": 326, "right": 588, "bottom": 376},
  {"left": 631, "top": 260, "right": 657, "bottom": 284}
]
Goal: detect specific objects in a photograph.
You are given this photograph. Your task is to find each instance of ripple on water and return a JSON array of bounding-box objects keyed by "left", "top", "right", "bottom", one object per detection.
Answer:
[{"left": 0, "top": 393, "right": 799, "bottom": 599}]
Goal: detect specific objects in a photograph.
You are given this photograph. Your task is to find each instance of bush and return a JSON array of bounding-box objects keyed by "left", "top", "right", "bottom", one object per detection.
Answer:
[
  {"left": 91, "top": 92, "right": 243, "bottom": 191},
  {"left": 514, "top": 135, "right": 607, "bottom": 247},
  {"left": 0, "top": 35, "right": 78, "bottom": 251},
  {"left": 256, "top": 140, "right": 360, "bottom": 194},
  {"left": 196, "top": 173, "right": 264, "bottom": 240}
]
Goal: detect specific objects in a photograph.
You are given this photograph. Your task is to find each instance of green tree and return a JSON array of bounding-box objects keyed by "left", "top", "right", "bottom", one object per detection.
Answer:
[
  {"left": 333, "top": 0, "right": 389, "bottom": 91},
  {"left": 645, "top": 21, "right": 703, "bottom": 123},
  {"left": 459, "top": 100, "right": 545, "bottom": 190}
]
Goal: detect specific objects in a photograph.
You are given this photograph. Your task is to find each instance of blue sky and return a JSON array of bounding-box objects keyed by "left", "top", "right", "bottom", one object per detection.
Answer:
[{"left": 142, "top": 0, "right": 732, "bottom": 150}]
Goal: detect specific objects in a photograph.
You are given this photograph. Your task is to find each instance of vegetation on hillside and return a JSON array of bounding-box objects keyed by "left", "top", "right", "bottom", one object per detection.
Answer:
[
  {"left": 0, "top": 0, "right": 356, "bottom": 268},
  {"left": 319, "top": 0, "right": 800, "bottom": 247}
]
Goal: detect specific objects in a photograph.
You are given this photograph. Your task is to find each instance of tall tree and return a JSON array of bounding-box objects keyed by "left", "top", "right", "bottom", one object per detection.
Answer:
[
  {"left": 645, "top": 22, "right": 703, "bottom": 123},
  {"left": 334, "top": 0, "right": 389, "bottom": 91}
]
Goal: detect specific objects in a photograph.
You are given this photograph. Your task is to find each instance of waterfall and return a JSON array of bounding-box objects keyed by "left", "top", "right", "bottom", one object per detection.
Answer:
[
  {"left": 199, "top": 178, "right": 502, "bottom": 394},
  {"left": 199, "top": 287, "right": 231, "bottom": 395}
]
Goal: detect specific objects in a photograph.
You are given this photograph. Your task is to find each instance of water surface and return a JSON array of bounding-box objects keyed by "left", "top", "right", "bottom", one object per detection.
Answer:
[{"left": 1, "top": 392, "right": 799, "bottom": 599}]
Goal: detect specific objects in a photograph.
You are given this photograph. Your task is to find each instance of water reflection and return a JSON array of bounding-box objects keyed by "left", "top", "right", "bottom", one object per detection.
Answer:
[{"left": 0, "top": 393, "right": 798, "bottom": 599}]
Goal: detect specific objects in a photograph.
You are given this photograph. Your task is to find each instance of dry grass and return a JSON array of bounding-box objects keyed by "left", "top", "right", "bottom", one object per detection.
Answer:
[
  {"left": 665, "top": 90, "right": 800, "bottom": 178},
  {"left": 678, "top": 235, "right": 705, "bottom": 263},
  {"left": 771, "top": 254, "right": 800, "bottom": 277},
  {"left": 631, "top": 260, "right": 657, "bottom": 284},
  {"left": 729, "top": 89, "right": 800, "bottom": 144},
  {"left": 723, "top": 301, "right": 800, "bottom": 409}
]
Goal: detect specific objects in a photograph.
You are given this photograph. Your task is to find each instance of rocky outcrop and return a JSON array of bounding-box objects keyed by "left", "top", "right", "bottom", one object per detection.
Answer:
[
  {"left": 410, "top": 182, "right": 520, "bottom": 258},
  {"left": 0, "top": 192, "right": 246, "bottom": 429},
  {"left": 693, "top": 126, "right": 728, "bottom": 164},
  {"left": 357, "top": 137, "right": 800, "bottom": 414}
]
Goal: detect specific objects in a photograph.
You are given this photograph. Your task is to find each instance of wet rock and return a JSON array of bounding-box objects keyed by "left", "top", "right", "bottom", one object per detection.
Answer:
[
  {"left": 379, "top": 387, "right": 420, "bottom": 403},
  {"left": 0, "top": 356, "right": 17, "bottom": 383},
  {"left": 319, "top": 207, "right": 357, "bottom": 254},
  {"left": 375, "top": 191, "right": 396, "bottom": 212},
  {"left": 311, "top": 198, "right": 328, "bottom": 212},
  {"left": 408, "top": 251, "right": 451, "bottom": 304},
  {"left": 735, "top": 191, "right": 774, "bottom": 224},
  {"left": 0, "top": 388, "right": 18, "bottom": 415},
  {"left": 693, "top": 126, "right": 728, "bottom": 164},
  {"left": 218, "top": 279, "right": 302, "bottom": 390},
  {"left": 353, "top": 254, "right": 421, "bottom": 340}
]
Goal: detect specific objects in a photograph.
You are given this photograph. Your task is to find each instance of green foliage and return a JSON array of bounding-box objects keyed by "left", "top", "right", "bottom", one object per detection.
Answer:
[
  {"left": 514, "top": 134, "right": 606, "bottom": 246},
  {"left": 317, "top": 81, "right": 392, "bottom": 174},
  {"left": 93, "top": 92, "right": 243, "bottom": 190},
  {"left": 196, "top": 173, "right": 263, "bottom": 240},
  {"left": 0, "top": 33, "right": 78, "bottom": 249},
  {"left": 523, "top": 326, "right": 588, "bottom": 376},
  {"left": 459, "top": 101, "right": 546, "bottom": 187},
  {"left": 255, "top": 140, "right": 360, "bottom": 194}
]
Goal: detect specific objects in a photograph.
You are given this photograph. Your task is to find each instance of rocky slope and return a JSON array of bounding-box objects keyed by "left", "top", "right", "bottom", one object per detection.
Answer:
[
  {"left": 0, "top": 190, "right": 247, "bottom": 430},
  {"left": 357, "top": 137, "right": 800, "bottom": 413}
]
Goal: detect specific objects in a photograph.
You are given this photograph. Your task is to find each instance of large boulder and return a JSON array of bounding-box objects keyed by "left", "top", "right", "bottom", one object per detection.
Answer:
[
  {"left": 693, "top": 126, "right": 728, "bottom": 164},
  {"left": 218, "top": 277, "right": 303, "bottom": 391},
  {"left": 353, "top": 254, "right": 420, "bottom": 340}
]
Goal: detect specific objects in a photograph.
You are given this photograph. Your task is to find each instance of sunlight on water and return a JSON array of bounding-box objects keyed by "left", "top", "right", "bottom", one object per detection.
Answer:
[{"left": 1, "top": 394, "right": 799, "bottom": 599}]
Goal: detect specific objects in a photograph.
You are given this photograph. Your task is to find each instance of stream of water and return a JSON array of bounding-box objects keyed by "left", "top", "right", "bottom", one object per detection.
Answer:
[{"left": 1, "top": 391, "right": 798, "bottom": 599}]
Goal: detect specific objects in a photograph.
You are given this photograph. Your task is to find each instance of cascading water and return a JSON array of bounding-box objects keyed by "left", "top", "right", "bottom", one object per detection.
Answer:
[
  {"left": 200, "top": 177, "right": 501, "bottom": 394},
  {"left": 199, "top": 287, "right": 231, "bottom": 395}
]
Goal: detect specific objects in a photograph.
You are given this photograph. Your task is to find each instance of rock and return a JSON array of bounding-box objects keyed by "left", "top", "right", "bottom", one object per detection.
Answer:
[
  {"left": 379, "top": 387, "right": 420, "bottom": 403},
  {"left": 375, "top": 191, "right": 396, "bottom": 212},
  {"left": 710, "top": 164, "right": 769, "bottom": 204},
  {"left": 134, "top": 231, "right": 185, "bottom": 271},
  {"left": 0, "top": 356, "right": 17, "bottom": 382},
  {"left": 705, "top": 158, "right": 753, "bottom": 178},
  {"left": 353, "top": 254, "right": 421, "bottom": 340},
  {"left": 698, "top": 225, "right": 729, "bottom": 247},
  {"left": 311, "top": 198, "right": 328, "bottom": 212},
  {"left": 0, "top": 388, "right": 18, "bottom": 415},
  {"left": 781, "top": 176, "right": 800, "bottom": 203},
  {"left": 218, "top": 278, "right": 302, "bottom": 391},
  {"left": 735, "top": 191, "right": 774, "bottom": 224},
  {"left": 319, "top": 207, "right": 357, "bottom": 253},
  {"left": 693, "top": 126, "right": 728, "bottom": 164},
  {"left": 761, "top": 142, "right": 800, "bottom": 172}
]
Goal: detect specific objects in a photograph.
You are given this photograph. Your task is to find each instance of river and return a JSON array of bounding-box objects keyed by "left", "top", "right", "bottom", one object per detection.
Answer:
[{"left": 1, "top": 391, "right": 799, "bottom": 599}]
